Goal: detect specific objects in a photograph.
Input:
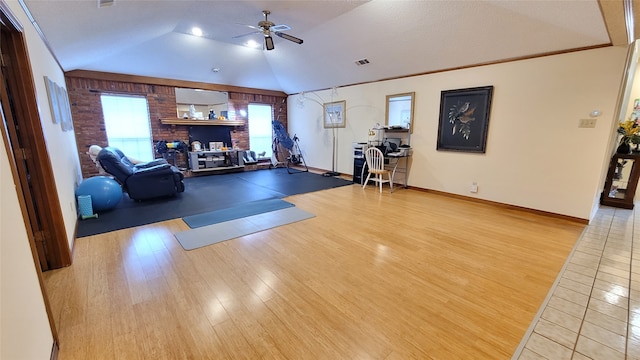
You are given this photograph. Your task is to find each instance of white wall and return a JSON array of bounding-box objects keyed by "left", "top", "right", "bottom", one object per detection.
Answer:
[
  {"left": 20, "top": 4, "right": 82, "bottom": 251},
  {"left": 622, "top": 41, "right": 640, "bottom": 121},
  {"left": 10, "top": 0, "right": 80, "bottom": 250},
  {"left": 1, "top": 0, "right": 84, "bottom": 358},
  {"left": 289, "top": 47, "right": 628, "bottom": 220},
  {"left": 1, "top": 131, "right": 53, "bottom": 359}
]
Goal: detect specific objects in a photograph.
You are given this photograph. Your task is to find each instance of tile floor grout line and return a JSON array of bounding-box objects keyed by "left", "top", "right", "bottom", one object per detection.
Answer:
[
  {"left": 625, "top": 206, "right": 636, "bottom": 360},
  {"left": 570, "top": 208, "right": 618, "bottom": 358},
  {"left": 513, "top": 208, "right": 635, "bottom": 359},
  {"left": 510, "top": 224, "right": 590, "bottom": 359}
]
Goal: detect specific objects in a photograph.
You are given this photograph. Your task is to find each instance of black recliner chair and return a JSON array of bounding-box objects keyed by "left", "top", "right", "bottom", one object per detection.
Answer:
[{"left": 97, "top": 146, "right": 185, "bottom": 201}]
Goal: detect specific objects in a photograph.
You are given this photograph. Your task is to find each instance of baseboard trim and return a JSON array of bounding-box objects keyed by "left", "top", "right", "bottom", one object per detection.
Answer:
[
  {"left": 298, "top": 165, "right": 337, "bottom": 175},
  {"left": 296, "top": 167, "right": 588, "bottom": 224},
  {"left": 408, "top": 186, "right": 589, "bottom": 224}
]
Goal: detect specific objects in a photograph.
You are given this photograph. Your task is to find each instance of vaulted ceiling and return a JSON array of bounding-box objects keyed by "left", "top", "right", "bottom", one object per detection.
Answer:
[{"left": 20, "top": 0, "right": 635, "bottom": 95}]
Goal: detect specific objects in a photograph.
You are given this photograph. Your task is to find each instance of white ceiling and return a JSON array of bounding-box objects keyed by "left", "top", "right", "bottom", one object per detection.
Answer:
[{"left": 22, "top": 0, "right": 613, "bottom": 95}]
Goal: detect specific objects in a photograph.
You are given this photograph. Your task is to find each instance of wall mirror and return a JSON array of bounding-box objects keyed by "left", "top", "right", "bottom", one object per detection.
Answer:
[
  {"left": 175, "top": 88, "right": 229, "bottom": 119},
  {"left": 385, "top": 92, "right": 415, "bottom": 132}
]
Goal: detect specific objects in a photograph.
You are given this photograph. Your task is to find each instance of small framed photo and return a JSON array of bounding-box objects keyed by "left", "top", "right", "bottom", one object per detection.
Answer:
[
  {"left": 323, "top": 100, "right": 346, "bottom": 128},
  {"left": 209, "top": 142, "right": 223, "bottom": 150},
  {"left": 437, "top": 86, "right": 494, "bottom": 153}
]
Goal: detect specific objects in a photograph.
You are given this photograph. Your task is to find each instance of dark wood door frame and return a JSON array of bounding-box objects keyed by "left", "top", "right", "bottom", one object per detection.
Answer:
[{"left": 0, "top": 2, "right": 71, "bottom": 270}]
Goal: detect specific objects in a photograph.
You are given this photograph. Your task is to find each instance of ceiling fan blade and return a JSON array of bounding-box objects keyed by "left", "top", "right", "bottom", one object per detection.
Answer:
[
  {"left": 274, "top": 31, "right": 303, "bottom": 44},
  {"left": 235, "top": 23, "right": 262, "bottom": 31},
  {"left": 265, "top": 35, "right": 275, "bottom": 50},
  {"left": 232, "top": 30, "right": 261, "bottom": 39}
]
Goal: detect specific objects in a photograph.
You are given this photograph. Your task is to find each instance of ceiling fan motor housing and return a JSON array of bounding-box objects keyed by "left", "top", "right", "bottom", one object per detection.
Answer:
[{"left": 258, "top": 20, "right": 274, "bottom": 31}]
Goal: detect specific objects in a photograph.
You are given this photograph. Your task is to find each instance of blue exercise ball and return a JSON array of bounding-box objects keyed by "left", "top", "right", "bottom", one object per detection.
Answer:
[{"left": 76, "top": 176, "right": 122, "bottom": 212}]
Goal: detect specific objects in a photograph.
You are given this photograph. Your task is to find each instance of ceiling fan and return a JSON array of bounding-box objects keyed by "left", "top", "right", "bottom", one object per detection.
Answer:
[{"left": 234, "top": 10, "right": 303, "bottom": 50}]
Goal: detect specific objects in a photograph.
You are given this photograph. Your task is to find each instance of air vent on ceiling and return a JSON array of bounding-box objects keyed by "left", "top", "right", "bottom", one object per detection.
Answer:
[
  {"left": 98, "top": 0, "right": 115, "bottom": 8},
  {"left": 355, "top": 59, "right": 370, "bottom": 66}
]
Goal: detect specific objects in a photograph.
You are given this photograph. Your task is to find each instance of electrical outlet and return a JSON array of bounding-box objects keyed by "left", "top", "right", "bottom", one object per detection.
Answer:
[
  {"left": 579, "top": 118, "right": 597, "bottom": 128},
  {"left": 470, "top": 182, "right": 478, "bottom": 193}
]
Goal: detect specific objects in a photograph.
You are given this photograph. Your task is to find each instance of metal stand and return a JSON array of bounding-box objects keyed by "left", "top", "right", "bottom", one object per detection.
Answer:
[
  {"left": 272, "top": 120, "right": 308, "bottom": 174},
  {"left": 323, "top": 127, "right": 339, "bottom": 177},
  {"left": 286, "top": 135, "right": 308, "bottom": 174},
  {"left": 270, "top": 139, "right": 286, "bottom": 169}
]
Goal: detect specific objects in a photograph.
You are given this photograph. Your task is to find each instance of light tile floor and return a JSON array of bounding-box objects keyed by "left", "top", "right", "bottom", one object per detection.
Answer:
[{"left": 513, "top": 206, "right": 640, "bottom": 359}]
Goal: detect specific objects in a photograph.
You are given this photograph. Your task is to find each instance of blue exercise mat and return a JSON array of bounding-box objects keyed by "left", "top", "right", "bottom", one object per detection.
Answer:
[
  {"left": 176, "top": 207, "right": 315, "bottom": 250},
  {"left": 182, "top": 198, "right": 295, "bottom": 228},
  {"left": 76, "top": 168, "right": 352, "bottom": 237}
]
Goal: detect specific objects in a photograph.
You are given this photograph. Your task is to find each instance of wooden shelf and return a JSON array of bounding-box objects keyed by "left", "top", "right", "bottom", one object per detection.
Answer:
[
  {"left": 601, "top": 153, "right": 640, "bottom": 209},
  {"left": 384, "top": 127, "right": 410, "bottom": 133},
  {"left": 160, "top": 118, "right": 245, "bottom": 126}
]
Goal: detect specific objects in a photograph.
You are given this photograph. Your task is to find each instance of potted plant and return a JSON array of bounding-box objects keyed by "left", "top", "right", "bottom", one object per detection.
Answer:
[{"left": 616, "top": 119, "right": 640, "bottom": 154}]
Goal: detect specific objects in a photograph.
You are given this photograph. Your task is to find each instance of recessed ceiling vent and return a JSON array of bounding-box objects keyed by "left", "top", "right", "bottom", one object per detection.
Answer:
[
  {"left": 355, "top": 59, "right": 370, "bottom": 66},
  {"left": 98, "top": 0, "right": 115, "bottom": 8}
]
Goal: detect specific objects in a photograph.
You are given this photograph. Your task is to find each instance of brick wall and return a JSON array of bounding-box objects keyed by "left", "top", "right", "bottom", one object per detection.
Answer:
[{"left": 66, "top": 75, "right": 287, "bottom": 178}]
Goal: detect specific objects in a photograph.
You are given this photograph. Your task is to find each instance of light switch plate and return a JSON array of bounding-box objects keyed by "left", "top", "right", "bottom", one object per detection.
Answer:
[{"left": 579, "top": 119, "right": 597, "bottom": 128}]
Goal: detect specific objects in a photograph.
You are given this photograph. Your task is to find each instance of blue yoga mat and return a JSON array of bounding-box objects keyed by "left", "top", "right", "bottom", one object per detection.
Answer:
[
  {"left": 176, "top": 207, "right": 315, "bottom": 250},
  {"left": 182, "top": 198, "right": 295, "bottom": 228}
]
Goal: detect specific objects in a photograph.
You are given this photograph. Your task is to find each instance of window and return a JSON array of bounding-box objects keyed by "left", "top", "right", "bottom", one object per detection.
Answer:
[
  {"left": 248, "top": 103, "right": 273, "bottom": 158},
  {"left": 100, "top": 94, "right": 153, "bottom": 162}
]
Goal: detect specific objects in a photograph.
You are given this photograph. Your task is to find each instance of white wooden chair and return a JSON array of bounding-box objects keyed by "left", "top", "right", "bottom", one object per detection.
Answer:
[{"left": 362, "top": 147, "right": 393, "bottom": 193}]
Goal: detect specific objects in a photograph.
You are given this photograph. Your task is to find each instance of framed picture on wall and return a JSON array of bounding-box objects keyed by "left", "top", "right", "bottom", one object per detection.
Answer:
[
  {"left": 44, "top": 76, "right": 62, "bottom": 124},
  {"left": 57, "top": 85, "right": 74, "bottom": 131},
  {"left": 323, "top": 100, "right": 346, "bottom": 128},
  {"left": 436, "top": 86, "right": 493, "bottom": 153}
]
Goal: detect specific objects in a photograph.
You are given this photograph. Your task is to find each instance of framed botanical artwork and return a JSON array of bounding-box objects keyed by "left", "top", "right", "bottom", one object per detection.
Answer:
[
  {"left": 323, "top": 100, "right": 346, "bottom": 128},
  {"left": 437, "top": 86, "right": 494, "bottom": 153},
  {"left": 44, "top": 76, "right": 62, "bottom": 124},
  {"left": 57, "top": 85, "right": 74, "bottom": 131}
]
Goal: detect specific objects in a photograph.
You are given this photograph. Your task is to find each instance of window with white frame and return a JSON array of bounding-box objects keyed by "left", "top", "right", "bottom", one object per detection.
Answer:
[
  {"left": 248, "top": 103, "right": 273, "bottom": 158},
  {"left": 100, "top": 94, "right": 154, "bottom": 162}
]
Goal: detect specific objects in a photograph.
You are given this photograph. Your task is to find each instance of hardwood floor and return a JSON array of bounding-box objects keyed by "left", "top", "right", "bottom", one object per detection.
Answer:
[{"left": 43, "top": 185, "right": 585, "bottom": 359}]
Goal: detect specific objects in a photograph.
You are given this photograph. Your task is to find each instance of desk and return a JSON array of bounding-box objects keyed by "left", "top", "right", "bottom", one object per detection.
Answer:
[
  {"left": 358, "top": 152, "right": 410, "bottom": 191},
  {"left": 387, "top": 153, "right": 410, "bottom": 189}
]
